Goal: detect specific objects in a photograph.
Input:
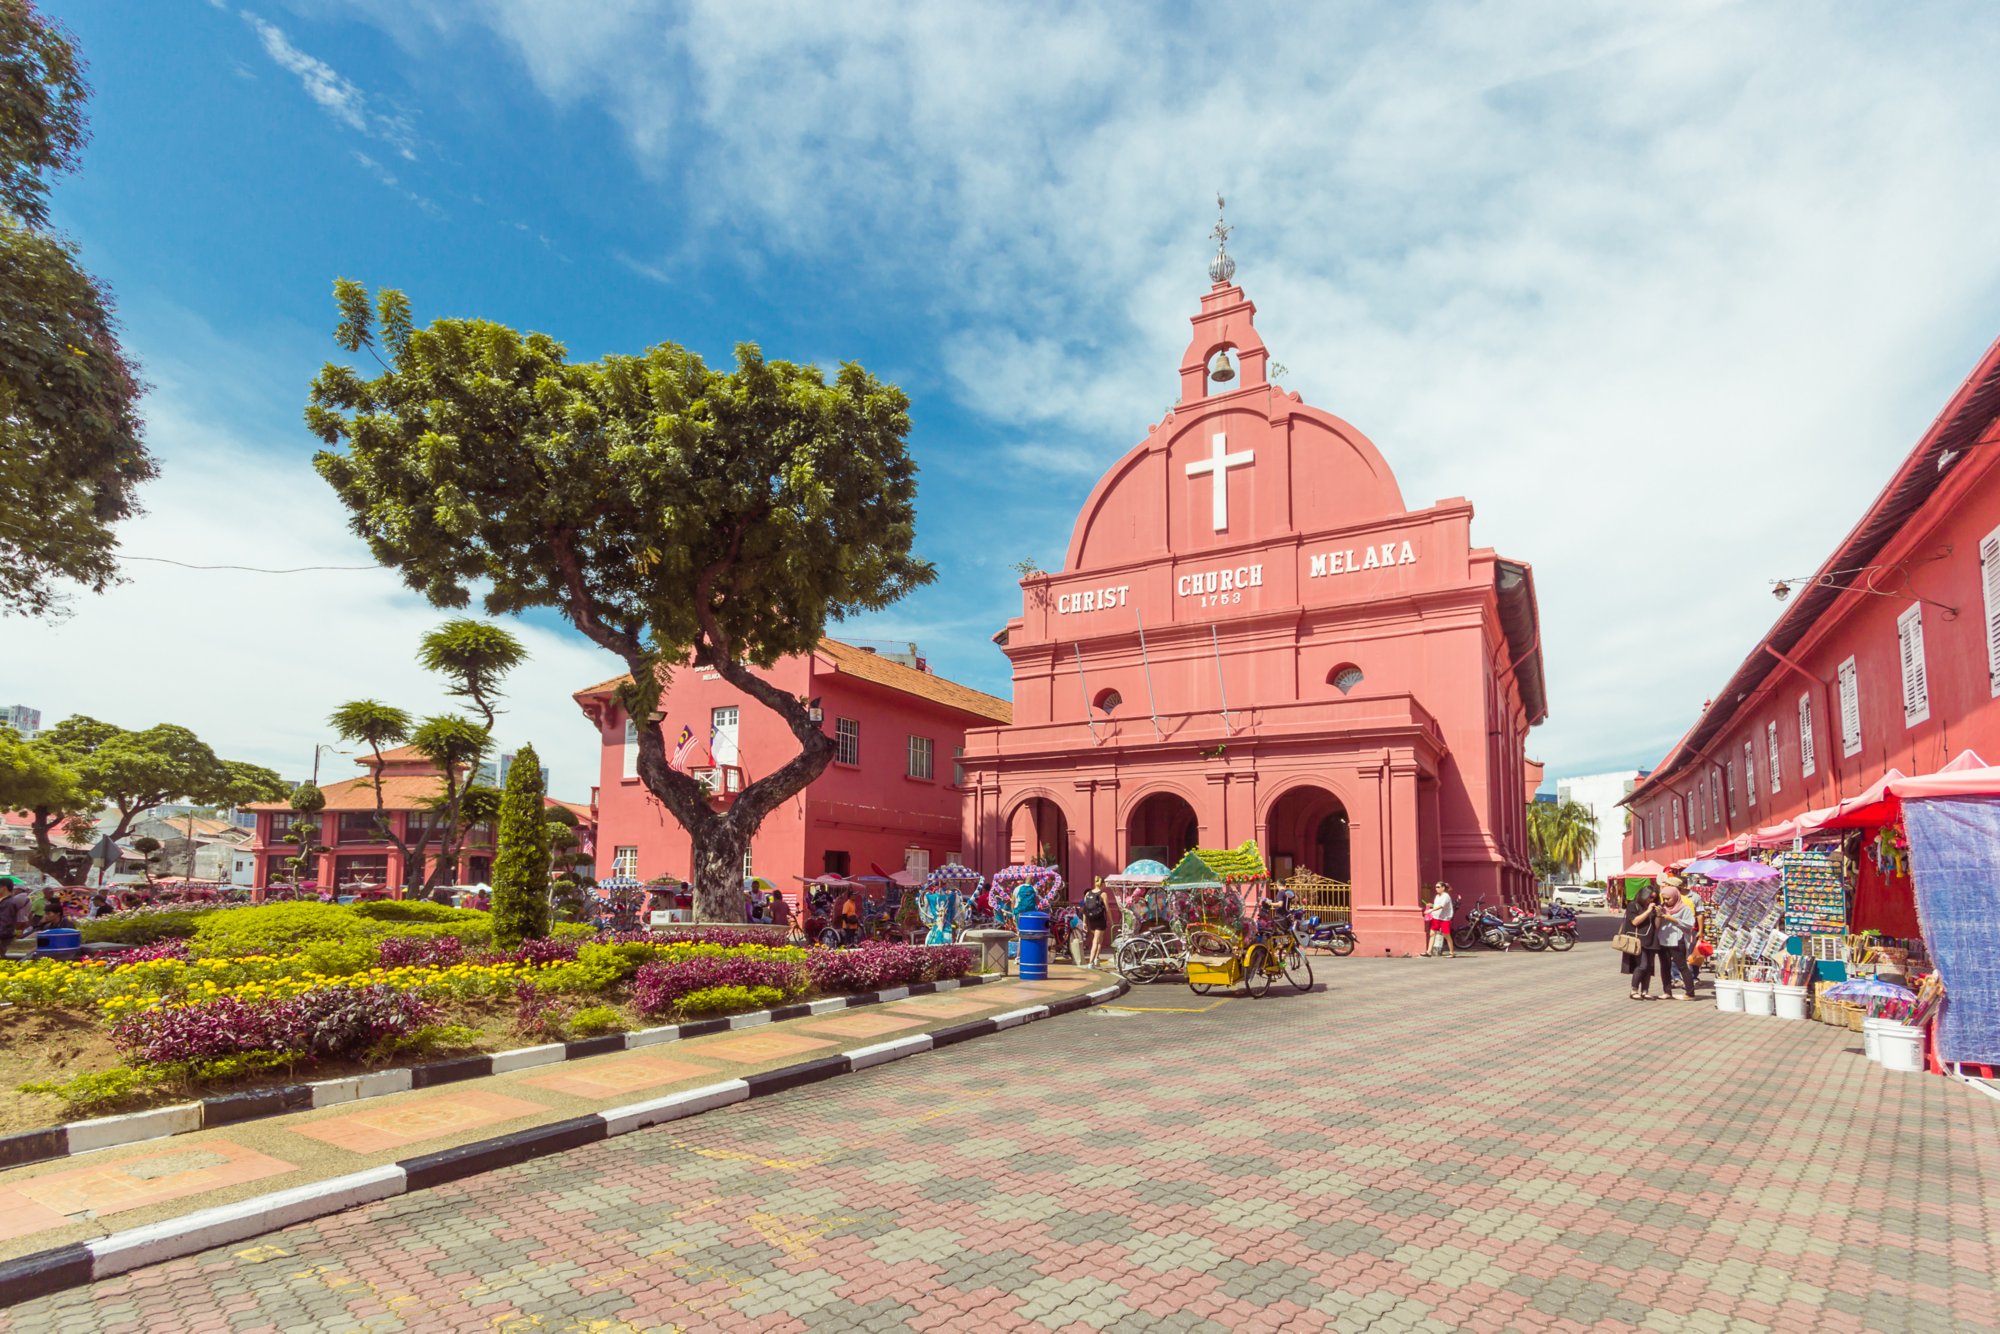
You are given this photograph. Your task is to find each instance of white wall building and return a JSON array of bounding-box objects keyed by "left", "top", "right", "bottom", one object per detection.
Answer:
[{"left": 1554, "top": 769, "right": 1649, "bottom": 883}]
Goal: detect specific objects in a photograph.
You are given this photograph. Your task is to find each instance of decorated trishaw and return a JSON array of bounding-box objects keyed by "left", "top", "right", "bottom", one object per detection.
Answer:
[
  {"left": 989, "top": 864, "right": 1066, "bottom": 927},
  {"left": 1167, "top": 842, "right": 1312, "bottom": 996},
  {"left": 917, "top": 863, "right": 983, "bottom": 945},
  {"left": 989, "top": 862, "right": 1069, "bottom": 956}
]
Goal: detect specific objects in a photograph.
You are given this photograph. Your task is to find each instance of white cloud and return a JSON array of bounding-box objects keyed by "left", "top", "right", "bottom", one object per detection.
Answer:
[
  {"left": 347, "top": 0, "right": 2000, "bottom": 780},
  {"left": 3, "top": 308, "right": 624, "bottom": 801},
  {"left": 242, "top": 11, "right": 418, "bottom": 159}
]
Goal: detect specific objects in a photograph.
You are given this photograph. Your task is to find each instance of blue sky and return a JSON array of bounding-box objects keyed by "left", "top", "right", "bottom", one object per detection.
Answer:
[{"left": 10, "top": 0, "right": 2000, "bottom": 800}]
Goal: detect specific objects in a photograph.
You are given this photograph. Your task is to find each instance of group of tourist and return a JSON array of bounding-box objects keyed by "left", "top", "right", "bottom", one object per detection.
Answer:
[{"left": 1619, "top": 874, "right": 1702, "bottom": 1000}]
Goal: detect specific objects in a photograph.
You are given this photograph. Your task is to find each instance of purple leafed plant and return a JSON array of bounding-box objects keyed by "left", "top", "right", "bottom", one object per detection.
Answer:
[
  {"left": 265, "top": 985, "right": 440, "bottom": 1059},
  {"left": 115, "top": 939, "right": 194, "bottom": 963},
  {"left": 110, "top": 996, "right": 276, "bottom": 1065},
  {"left": 110, "top": 986, "right": 441, "bottom": 1066},
  {"left": 631, "top": 953, "right": 809, "bottom": 1018},
  {"left": 805, "top": 943, "right": 972, "bottom": 996},
  {"left": 376, "top": 935, "right": 465, "bottom": 969}
]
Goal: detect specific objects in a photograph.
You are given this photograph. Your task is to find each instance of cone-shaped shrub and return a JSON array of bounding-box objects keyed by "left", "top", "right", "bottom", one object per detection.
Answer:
[{"left": 490, "top": 742, "right": 551, "bottom": 948}]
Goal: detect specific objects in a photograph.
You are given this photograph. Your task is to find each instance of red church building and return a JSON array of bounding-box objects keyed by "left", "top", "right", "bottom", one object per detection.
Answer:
[
  {"left": 574, "top": 640, "right": 1011, "bottom": 887},
  {"left": 959, "top": 234, "right": 1547, "bottom": 954}
]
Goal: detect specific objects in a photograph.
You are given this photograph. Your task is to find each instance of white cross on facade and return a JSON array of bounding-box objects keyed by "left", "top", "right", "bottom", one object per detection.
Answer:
[{"left": 1185, "top": 432, "right": 1255, "bottom": 532}]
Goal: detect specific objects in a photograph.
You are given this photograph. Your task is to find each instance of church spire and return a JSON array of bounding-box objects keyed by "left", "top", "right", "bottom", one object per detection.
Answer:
[{"left": 1207, "top": 193, "right": 1236, "bottom": 285}]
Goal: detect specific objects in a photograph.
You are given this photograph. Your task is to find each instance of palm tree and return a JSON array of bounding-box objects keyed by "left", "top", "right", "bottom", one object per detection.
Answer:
[
  {"left": 328, "top": 699, "right": 421, "bottom": 889},
  {"left": 417, "top": 620, "right": 526, "bottom": 730},
  {"left": 1528, "top": 799, "right": 1600, "bottom": 882}
]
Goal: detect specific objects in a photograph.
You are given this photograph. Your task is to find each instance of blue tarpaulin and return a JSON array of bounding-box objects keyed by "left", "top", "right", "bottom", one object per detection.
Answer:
[{"left": 1903, "top": 795, "right": 2000, "bottom": 1066}]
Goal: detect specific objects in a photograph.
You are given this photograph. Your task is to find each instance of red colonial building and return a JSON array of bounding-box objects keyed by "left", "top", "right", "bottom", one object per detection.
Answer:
[
  {"left": 1626, "top": 334, "right": 2000, "bottom": 861},
  {"left": 575, "top": 639, "right": 1011, "bottom": 887},
  {"left": 242, "top": 746, "right": 591, "bottom": 891}
]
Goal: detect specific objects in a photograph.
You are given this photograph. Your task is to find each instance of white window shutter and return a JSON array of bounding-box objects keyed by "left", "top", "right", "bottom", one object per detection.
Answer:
[
  {"left": 1798, "top": 693, "right": 1816, "bottom": 778},
  {"left": 1766, "top": 720, "right": 1782, "bottom": 795},
  {"left": 622, "top": 718, "right": 639, "bottom": 779},
  {"left": 1725, "top": 760, "right": 1735, "bottom": 815},
  {"left": 1897, "top": 604, "right": 1929, "bottom": 727},
  {"left": 1838, "top": 656, "right": 1861, "bottom": 757},
  {"left": 1983, "top": 525, "right": 2000, "bottom": 698},
  {"left": 1673, "top": 797, "right": 1682, "bottom": 840},
  {"left": 1743, "top": 741, "right": 1757, "bottom": 806}
]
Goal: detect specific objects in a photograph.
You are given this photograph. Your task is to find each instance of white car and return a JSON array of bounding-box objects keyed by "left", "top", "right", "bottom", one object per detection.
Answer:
[{"left": 1548, "top": 884, "right": 1601, "bottom": 910}]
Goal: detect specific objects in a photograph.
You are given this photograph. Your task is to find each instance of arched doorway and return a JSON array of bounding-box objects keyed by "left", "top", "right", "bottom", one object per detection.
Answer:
[
  {"left": 1008, "top": 796, "right": 1070, "bottom": 883},
  {"left": 1267, "top": 785, "right": 1349, "bottom": 881},
  {"left": 1126, "top": 790, "right": 1199, "bottom": 868}
]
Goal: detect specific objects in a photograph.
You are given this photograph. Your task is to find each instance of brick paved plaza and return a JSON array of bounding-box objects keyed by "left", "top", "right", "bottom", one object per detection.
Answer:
[{"left": 7, "top": 934, "right": 1998, "bottom": 1333}]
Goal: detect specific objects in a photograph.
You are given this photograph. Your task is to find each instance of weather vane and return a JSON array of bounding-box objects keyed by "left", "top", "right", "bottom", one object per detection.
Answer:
[{"left": 1207, "top": 192, "right": 1236, "bottom": 284}]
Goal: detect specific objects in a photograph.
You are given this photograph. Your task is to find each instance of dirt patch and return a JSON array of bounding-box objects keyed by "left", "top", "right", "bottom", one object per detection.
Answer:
[{"left": 0, "top": 1009, "right": 125, "bottom": 1134}]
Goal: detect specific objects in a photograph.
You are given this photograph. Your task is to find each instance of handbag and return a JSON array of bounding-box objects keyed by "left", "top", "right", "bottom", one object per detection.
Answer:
[{"left": 1611, "top": 926, "right": 1645, "bottom": 956}]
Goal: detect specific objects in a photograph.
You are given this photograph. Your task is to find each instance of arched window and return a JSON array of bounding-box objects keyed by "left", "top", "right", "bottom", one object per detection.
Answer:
[
  {"left": 1093, "top": 688, "right": 1122, "bottom": 716},
  {"left": 1328, "top": 664, "right": 1364, "bottom": 695}
]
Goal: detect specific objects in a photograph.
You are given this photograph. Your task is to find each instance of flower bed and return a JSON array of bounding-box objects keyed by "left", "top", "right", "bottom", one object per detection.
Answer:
[{"left": 1, "top": 902, "right": 976, "bottom": 1121}]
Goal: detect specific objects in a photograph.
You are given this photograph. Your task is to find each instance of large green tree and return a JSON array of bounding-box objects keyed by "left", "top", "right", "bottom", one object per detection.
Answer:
[
  {"left": 307, "top": 284, "right": 932, "bottom": 920},
  {"left": 490, "top": 741, "right": 550, "bottom": 946},
  {"left": 37, "top": 714, "right": 286, "bottom": 850},
  {"left": 0, "top": 2, "right": 152, "bottom": 618},
  {"left": 0, "top": 723, "right": 93, "bottom": 881}
]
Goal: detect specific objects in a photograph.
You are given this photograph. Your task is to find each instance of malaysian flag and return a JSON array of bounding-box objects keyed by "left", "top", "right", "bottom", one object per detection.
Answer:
[{"left": 669, "top": 724, "right": 697, "bottom": 771}]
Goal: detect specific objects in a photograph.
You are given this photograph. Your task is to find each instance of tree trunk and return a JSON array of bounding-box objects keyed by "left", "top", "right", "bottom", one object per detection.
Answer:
[{"left": 690, "top": 819, "right": 749, "bottom": 924}]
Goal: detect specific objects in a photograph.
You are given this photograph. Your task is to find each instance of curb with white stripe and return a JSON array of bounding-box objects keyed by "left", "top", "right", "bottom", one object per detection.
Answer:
[
  {"left": 0, "top": 979, "right": 1127, "bottom": 1308},
  {"left": 0, "top": 976, "right": 1001, "bottom": 1172}
]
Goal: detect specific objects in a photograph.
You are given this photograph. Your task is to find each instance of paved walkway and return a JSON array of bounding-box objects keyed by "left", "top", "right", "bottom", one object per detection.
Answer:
[
  {"left": 7, "top": 934, "right": 1999, "bottom": 1333},
  {"left": 0, "top": 970, "right": 1101, "bottom": 1264}
]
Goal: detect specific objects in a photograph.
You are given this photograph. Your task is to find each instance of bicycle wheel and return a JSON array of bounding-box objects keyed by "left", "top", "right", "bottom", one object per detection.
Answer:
[
  {"left": 817, "top": 927, "right": 843, "bottom": 949},
  {"left": 1190, "top": 980, "right": 1214, "bottom": 995},
  {"left": 1244, "top": 946, "right": 1271, "bottom": 997},
  {"left": 1280, "top": 943, "right": 1313, "bottom": 992},
  {"left": 1330, "top": 932, "right": 1356, "bottom": 957},
  {"left": 1118, "top": 936, "right": 1163, "bottom": 984},
  {"left": 1546, "top": 928, "right": 1576, "bottom": 952}
]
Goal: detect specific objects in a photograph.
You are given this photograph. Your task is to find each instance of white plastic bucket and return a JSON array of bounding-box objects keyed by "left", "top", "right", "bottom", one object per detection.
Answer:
[
  {"left": 1875, "top": 1022, "right": 1923, "bottom": 1073},
  {"left": 1742, "top": 981, "right": 1776, "bottom": 1016},
  {"left": 1862, "top": 1016, "right": 1887, "bottom": 1062},
  {"left": 1773, "top": 984, "right": 1809, "bottom": 1021},
  {"left": 1715, "top": 979, "right": 1745, "bottom": 1013}
]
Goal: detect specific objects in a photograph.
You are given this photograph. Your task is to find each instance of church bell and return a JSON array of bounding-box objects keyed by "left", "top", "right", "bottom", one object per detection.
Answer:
[{"left": 1209, "top": 350, "right": 1236, "bottom": 382}]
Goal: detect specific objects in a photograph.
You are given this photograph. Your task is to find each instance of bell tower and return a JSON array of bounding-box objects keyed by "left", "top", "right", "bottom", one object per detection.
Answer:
[{"left": 1178, "top": 196, "right": 1270, "bottom": 403}]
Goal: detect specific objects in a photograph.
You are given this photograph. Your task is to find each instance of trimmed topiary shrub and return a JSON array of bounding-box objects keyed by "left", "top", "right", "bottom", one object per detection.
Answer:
[
  {"left": 79, "top": 907, "right": 218, "bottom": 946},
  {"left": 189, "top": 902, "right": 496, "bottom": 958},
  {"left": 490, "top": 741, "right": 551, "bottom": 948},
  {"left": 350, "top": 900, "right": 489, "bottom": 926}
]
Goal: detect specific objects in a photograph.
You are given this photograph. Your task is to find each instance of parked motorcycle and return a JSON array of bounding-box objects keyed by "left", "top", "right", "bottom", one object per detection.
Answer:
[
  {"left": 1467, "top": 901, "right": 1548, "bottom": 951},
  {"left": 1300, "top": 915, "right": 1358, "bottom": 957}
]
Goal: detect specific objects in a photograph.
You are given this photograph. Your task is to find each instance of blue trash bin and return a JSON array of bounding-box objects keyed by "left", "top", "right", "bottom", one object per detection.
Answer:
[
  {"left": 33, "top": 927, "right": 83, "bottom": 961},
  {"left": 1017, "top": 910, "right": 1050, "bottom": 981}
]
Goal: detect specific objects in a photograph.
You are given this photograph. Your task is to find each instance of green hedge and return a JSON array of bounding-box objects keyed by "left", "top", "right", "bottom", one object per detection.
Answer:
[
  {"left": 190, "top": 902, "right": 496, "bottom": 957},
  {"left": 78, "top": 909, "right": 215, "bottom": 946}
]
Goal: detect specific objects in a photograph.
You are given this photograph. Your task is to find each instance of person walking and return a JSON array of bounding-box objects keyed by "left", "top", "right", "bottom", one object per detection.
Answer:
[
  {"left": 0, "top": 878, "right": 32, "bottom": 957},
  {"left": 1079, "top": 876, "right": 1112, "bottom": 970},
  {"left": 1622, "top": 885, "right": 1660, "bottom": 999},
  {"left": 837, "top": 888, "right": 861, "bottom": 946},
  {"left": 1655, "top": 879, "right": 1699, "bottom": 1000},
  {"left": 1425, "top": 883, "right": 1457, "bottom": 957}
]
